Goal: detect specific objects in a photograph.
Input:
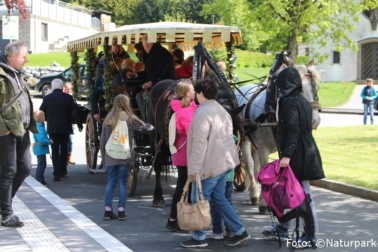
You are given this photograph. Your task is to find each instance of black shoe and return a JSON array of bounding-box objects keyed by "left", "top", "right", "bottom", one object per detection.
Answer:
[
  {"left": 60, "top": 171, "right": 67, "bottom": 178},
  {"left": 118, "top": 211, "right": 127, "bottom": 221},
  {"left": 180, "top": 238, "right": 208, "bottom": 248},
  {"left": 53, "top": 176, "right": 61, "bottom": 181},
  {"left": 225, "top": 231, "right": 250, "bottom": 247},
  {"left": 103, "top": 211, "right": 118, "bottom": 220},
  {"left": 166, "top": 218, "right": 188, "bottom": 233},
  {"left": 1, "top": 215, "right": 24, "bottom": 228},
  {"left": 38, "top": 180, "right": 49, "bottom": 186}
]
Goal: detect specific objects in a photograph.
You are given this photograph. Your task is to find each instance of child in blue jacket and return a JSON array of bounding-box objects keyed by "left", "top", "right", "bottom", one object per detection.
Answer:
[{"left": 33, "top": 110, "right": 53, "bottom": 186}]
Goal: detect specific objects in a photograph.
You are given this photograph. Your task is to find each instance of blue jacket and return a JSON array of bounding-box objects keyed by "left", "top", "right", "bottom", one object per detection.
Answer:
[
  {"left": 33, "top": 122, "right": 50, "bottom": 156},
  {"left": 361, "top": 86, "right": 377, "bottom": 105}
]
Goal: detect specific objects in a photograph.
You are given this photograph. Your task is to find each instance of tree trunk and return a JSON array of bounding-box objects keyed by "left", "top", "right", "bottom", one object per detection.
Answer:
[{"left": 287, "top": 28, "right": 298, "bottom": 63}]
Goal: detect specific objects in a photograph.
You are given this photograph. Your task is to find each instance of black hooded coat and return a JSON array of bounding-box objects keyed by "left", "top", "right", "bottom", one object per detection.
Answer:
[{"left": 275, "top": 67, "right": 324, "bottom": 181}]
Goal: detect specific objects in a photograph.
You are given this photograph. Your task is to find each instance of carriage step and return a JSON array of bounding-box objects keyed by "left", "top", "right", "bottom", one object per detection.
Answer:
[
  {"left": 134, "top": 146, "right": 151, "bottom": 153},
  {"left": 139, "top": 154, "right": 153, "bottom": 158}
]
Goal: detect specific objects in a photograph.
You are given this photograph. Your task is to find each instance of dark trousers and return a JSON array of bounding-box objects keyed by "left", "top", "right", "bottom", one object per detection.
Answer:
[
  {"left": 49, "top": 133, "right": 70, "bottom": 176},
  {"left": 0, "top": 132, "right": 31, "bottom": 219},
  {"left": 169, "top": 166, "right": 191, "bottom": 220}
]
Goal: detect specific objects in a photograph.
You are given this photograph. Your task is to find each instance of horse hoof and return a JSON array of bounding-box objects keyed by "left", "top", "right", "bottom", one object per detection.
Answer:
[
  {"left": 153, "top": 199, "right": 165, "bottom": 208},
  {"left": 251, "top": 198, "right": 259, "bottom": 205},
  {"left": 259, "top": 206, "right": 268, "bottom": 215}
]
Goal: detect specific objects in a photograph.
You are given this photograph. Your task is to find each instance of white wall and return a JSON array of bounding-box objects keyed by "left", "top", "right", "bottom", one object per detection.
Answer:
[
  {"left": 28, "top": 15, "right": 94, "bottom": 53},
  {"left": 311, "top": 12, "right": 378, "bottom": 82}
]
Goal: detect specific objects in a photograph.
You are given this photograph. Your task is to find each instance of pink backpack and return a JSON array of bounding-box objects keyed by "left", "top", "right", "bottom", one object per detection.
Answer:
[{"left": 257, "top": 159, "right": 305, "bottom": 218}]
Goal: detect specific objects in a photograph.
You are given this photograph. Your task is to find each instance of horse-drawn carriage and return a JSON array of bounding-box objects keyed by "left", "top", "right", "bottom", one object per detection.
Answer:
[{"left": 66, "top": 22, "right": 245, "bottom": 200}]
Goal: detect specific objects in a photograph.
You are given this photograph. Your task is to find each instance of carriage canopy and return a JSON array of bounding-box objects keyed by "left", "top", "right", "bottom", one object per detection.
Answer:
[{"left": 67, "top": 22, "right": 242, "bottom": 52}]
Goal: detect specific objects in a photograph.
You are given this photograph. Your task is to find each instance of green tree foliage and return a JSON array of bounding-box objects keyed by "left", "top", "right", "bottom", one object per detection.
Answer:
[
  {"left": 201, "top": 0, "right": 260, "bottom": 51},
  {"left": 250, "top": 0, "right": 378, "bottom": 63}
]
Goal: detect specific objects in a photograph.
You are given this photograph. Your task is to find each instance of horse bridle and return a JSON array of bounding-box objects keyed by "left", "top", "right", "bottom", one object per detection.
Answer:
[{"left": 306, "top": 70, "right": 322, "bottom": 112}]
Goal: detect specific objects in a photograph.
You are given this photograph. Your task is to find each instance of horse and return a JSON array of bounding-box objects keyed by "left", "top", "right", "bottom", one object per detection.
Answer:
[
  {"left": 234, "top": 61, "right": 321, "bottom": 214},
  {"left": 146, "top": 46, "right": 244, "bottom": 207}
]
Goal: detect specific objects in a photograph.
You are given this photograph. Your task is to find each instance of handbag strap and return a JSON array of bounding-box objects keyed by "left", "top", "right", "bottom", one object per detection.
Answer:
[{"left": 179, "top": 174, "right": 206, "bottom": 204}]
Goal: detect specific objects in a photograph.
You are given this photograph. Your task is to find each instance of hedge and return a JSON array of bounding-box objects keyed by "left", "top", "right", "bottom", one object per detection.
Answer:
[{"left": 208, "top": 48, "right": 309, "bottom": 68}]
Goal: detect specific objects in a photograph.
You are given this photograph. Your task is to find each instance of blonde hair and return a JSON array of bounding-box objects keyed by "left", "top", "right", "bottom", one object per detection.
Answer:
[
  {"left": 102, "top": 94, "right": 144, "bottom": 131},
  {"left": 121, "top": 58, "right": 136, "bottom": 70},
  {"left": 367, "top": 78, "right": 373, "bottom": 84},
  {"left": 33, "top": 110, "right": 44, "bottom": 121},
  {"left": 182, "top": 56, "right": 194, "bottom": 67},
  {"left": 175, "top": 80, "right": 193, "bottom": 108},
  {"left": 64, "top": 82, "right": 72, "bottom": 89}
]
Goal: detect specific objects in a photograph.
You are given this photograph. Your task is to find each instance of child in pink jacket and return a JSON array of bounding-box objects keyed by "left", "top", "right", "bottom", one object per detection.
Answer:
[{"left": 166, "top": 79, "right": 197, "bottom": 233}]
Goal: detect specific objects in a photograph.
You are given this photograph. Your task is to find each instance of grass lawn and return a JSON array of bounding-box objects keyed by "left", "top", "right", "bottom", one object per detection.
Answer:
[
  {"left": 317, "top": 81, "right": 356, "bottom": 108},
  {"left": 313, "top": 125, "right": 378, "bottom": 191},
  {"left": 268, "top": 125, "right": 378, "bottom": 191}
]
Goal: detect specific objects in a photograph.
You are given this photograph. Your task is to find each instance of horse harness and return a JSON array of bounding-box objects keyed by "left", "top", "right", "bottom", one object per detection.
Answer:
[{"left": 305, "top": 70, "right": 322, "bottom": 112}]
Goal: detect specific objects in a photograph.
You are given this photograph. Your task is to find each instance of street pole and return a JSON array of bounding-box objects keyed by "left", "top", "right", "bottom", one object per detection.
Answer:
[{"left": 212, "top": 15, "right": 215, "bottom": 24}]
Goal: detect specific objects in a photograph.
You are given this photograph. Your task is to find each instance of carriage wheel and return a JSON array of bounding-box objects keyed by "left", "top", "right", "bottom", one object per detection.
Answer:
[
  {"left": 128, "top": 163, "right": 139, "bottom": 197},
  {"left": 85, "top": 113, "right": 98, "bottom": 173},
  {"left": 233, "top": 163, "right": 246, "bottom": 191}
]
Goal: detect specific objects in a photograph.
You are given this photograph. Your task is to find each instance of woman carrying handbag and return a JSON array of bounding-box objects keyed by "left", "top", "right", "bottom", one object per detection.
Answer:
[{"left": 179, "top": 79, "right": 250, "bottom": 248}]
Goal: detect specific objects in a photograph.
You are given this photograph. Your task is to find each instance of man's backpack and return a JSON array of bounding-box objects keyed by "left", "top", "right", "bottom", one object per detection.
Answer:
[{"left": 258, "top": 160, "right": 315, "bottom": 243}]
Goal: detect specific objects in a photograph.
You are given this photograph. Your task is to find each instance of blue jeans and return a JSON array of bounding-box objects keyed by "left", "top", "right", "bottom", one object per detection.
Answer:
[
  {"left": 105, "top": 165, "right": 130, "bottom": 209},
  {"left": 36, "top": 155, "right": 47, "bottom": 181},
  {"left": 191, "top": 171, "right": 245, "bottom": 241},
  {"left": 211, "top": 180, "right": 233, "bottom": 234},
  {"left": 363, "top": 104, "right": 374, "bottom": 124}
]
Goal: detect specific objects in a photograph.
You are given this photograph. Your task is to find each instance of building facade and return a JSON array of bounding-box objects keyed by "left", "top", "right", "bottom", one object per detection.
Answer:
[
  {"left": 0, "top": 0, "right": 96, "bottom": 54},
  {"left": 311, "top": 8, "right": 378, "bottom": 82}
]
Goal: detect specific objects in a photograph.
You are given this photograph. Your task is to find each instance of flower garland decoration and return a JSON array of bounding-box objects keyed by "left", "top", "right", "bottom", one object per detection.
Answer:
[
  {"left": 225, "top": 36, "right": 238, "bottom": 86},
  {"left": 84, "top": 48, "right": 96, "bottom": 98},
  {"left": 70, "top": 52, "right": 80, "bottom": 101},
  {"left": 102, "top": 38, "right": 114, "bottom": 110}
]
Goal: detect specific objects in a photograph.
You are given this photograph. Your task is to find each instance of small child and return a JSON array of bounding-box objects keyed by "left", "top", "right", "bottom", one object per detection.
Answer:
[
  {"left": 33, "top": 110, "right": 53, "bottom": 186},
  {"left": 63, "top": 82, "right": 76, "bottom": 165},
  {"left": 122, "top": 58, "right": 137, "bottom": 79},
  {"left": 361, "top": 78, "right": 377, "bottom": 125}
]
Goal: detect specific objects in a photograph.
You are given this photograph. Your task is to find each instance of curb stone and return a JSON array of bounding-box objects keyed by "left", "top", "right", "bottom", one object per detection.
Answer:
[{"left": 311, "top": 179, "right": 378, "bottom": 202}]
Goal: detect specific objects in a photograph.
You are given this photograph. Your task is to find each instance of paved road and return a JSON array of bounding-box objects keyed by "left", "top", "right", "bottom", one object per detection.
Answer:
[{"left": 23, "top": 93, "right": 378, "bottom": 251}]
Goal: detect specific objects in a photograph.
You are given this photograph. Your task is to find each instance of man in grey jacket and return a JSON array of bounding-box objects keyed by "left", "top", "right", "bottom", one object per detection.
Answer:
[{"left": 0, "top": 41, "right": 38, "bottom": 228}]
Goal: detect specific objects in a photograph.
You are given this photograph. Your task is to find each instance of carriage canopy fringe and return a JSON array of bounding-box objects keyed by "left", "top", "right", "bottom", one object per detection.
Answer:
[{"left": 67, "top": 22, "right": 242, "bottom": 52}]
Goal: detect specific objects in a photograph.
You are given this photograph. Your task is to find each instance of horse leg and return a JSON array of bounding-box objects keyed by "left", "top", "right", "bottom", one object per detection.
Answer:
[
  {"left": 153, "top": 164, "right": 165, "bottom": 208},
  {"left": 241, "top": 140, "right": 259, "bottom": 205},
  {"left": 257, "top": 128, "right": 277, "bottom": 214}
]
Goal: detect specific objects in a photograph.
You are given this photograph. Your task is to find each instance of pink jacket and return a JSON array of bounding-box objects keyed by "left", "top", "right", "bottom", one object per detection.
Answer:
[{"left": 170, "top": 99, "right": 197, "bottom": 166}]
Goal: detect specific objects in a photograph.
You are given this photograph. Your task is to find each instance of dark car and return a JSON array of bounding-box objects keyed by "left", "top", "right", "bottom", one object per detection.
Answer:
[{"left": 34, "top": 64, "right": 88, "bottom": 97}]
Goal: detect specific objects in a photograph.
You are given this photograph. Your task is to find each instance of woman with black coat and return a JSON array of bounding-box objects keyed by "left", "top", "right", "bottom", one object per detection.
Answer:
[{"left": 263, "top": 67, "right": 325, "bottom": 248}]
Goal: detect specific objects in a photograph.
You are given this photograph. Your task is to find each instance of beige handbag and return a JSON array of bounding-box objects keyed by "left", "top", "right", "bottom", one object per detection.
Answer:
[{"left": 177, "top": 174, "right": 211, "bottom": 231}]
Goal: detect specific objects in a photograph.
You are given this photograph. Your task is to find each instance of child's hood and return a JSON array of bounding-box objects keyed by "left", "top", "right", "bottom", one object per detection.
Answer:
[{"left": 170, "top": 100, "right": 197, "bottom": 113}]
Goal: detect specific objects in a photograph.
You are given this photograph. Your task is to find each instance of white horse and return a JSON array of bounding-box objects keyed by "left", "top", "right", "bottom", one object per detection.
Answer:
[{"left": 235, "top": 62, "right": 321, "bottom": 213}]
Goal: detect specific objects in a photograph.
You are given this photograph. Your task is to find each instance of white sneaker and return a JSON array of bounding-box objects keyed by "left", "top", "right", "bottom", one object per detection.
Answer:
[{"left": 207, "top": 232, "right": 224, "bottom": 240}]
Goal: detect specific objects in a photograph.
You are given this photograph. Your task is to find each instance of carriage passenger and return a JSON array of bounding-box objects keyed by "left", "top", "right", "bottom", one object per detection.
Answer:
[
  {"left": 173, "top": 48, "right": 185, "bottom": 65},
  {"left": 166, "top": 80, "right": 197, "bottom": 233},
  {"left": 100, "top": 94, "right": 154, "bottom": 221},
  {"left": 180, "top": 79, "right": 250, "bottom": 248},
  {"left": 262, "top": 67, "right": 324, "bottom": 248},
  {"left": 136, "top": 34, "right": 176, "bottom": 121},
  {"left": 175, "top": 56, "right": 193, "bottom": 79}
]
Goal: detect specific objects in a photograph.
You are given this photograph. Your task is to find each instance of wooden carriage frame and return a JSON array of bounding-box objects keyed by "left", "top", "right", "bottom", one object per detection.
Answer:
[{"left": 67, "top": 21, "right": 244, "bottom": 196}]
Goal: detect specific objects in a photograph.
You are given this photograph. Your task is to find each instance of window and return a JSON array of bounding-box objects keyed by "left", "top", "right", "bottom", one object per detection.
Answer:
[
  {"left": 333, "top": 51, "right": 340, "bottom": 64},
  {"left": 41, "top": 23, "right": 48, "bottom": 41}
]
